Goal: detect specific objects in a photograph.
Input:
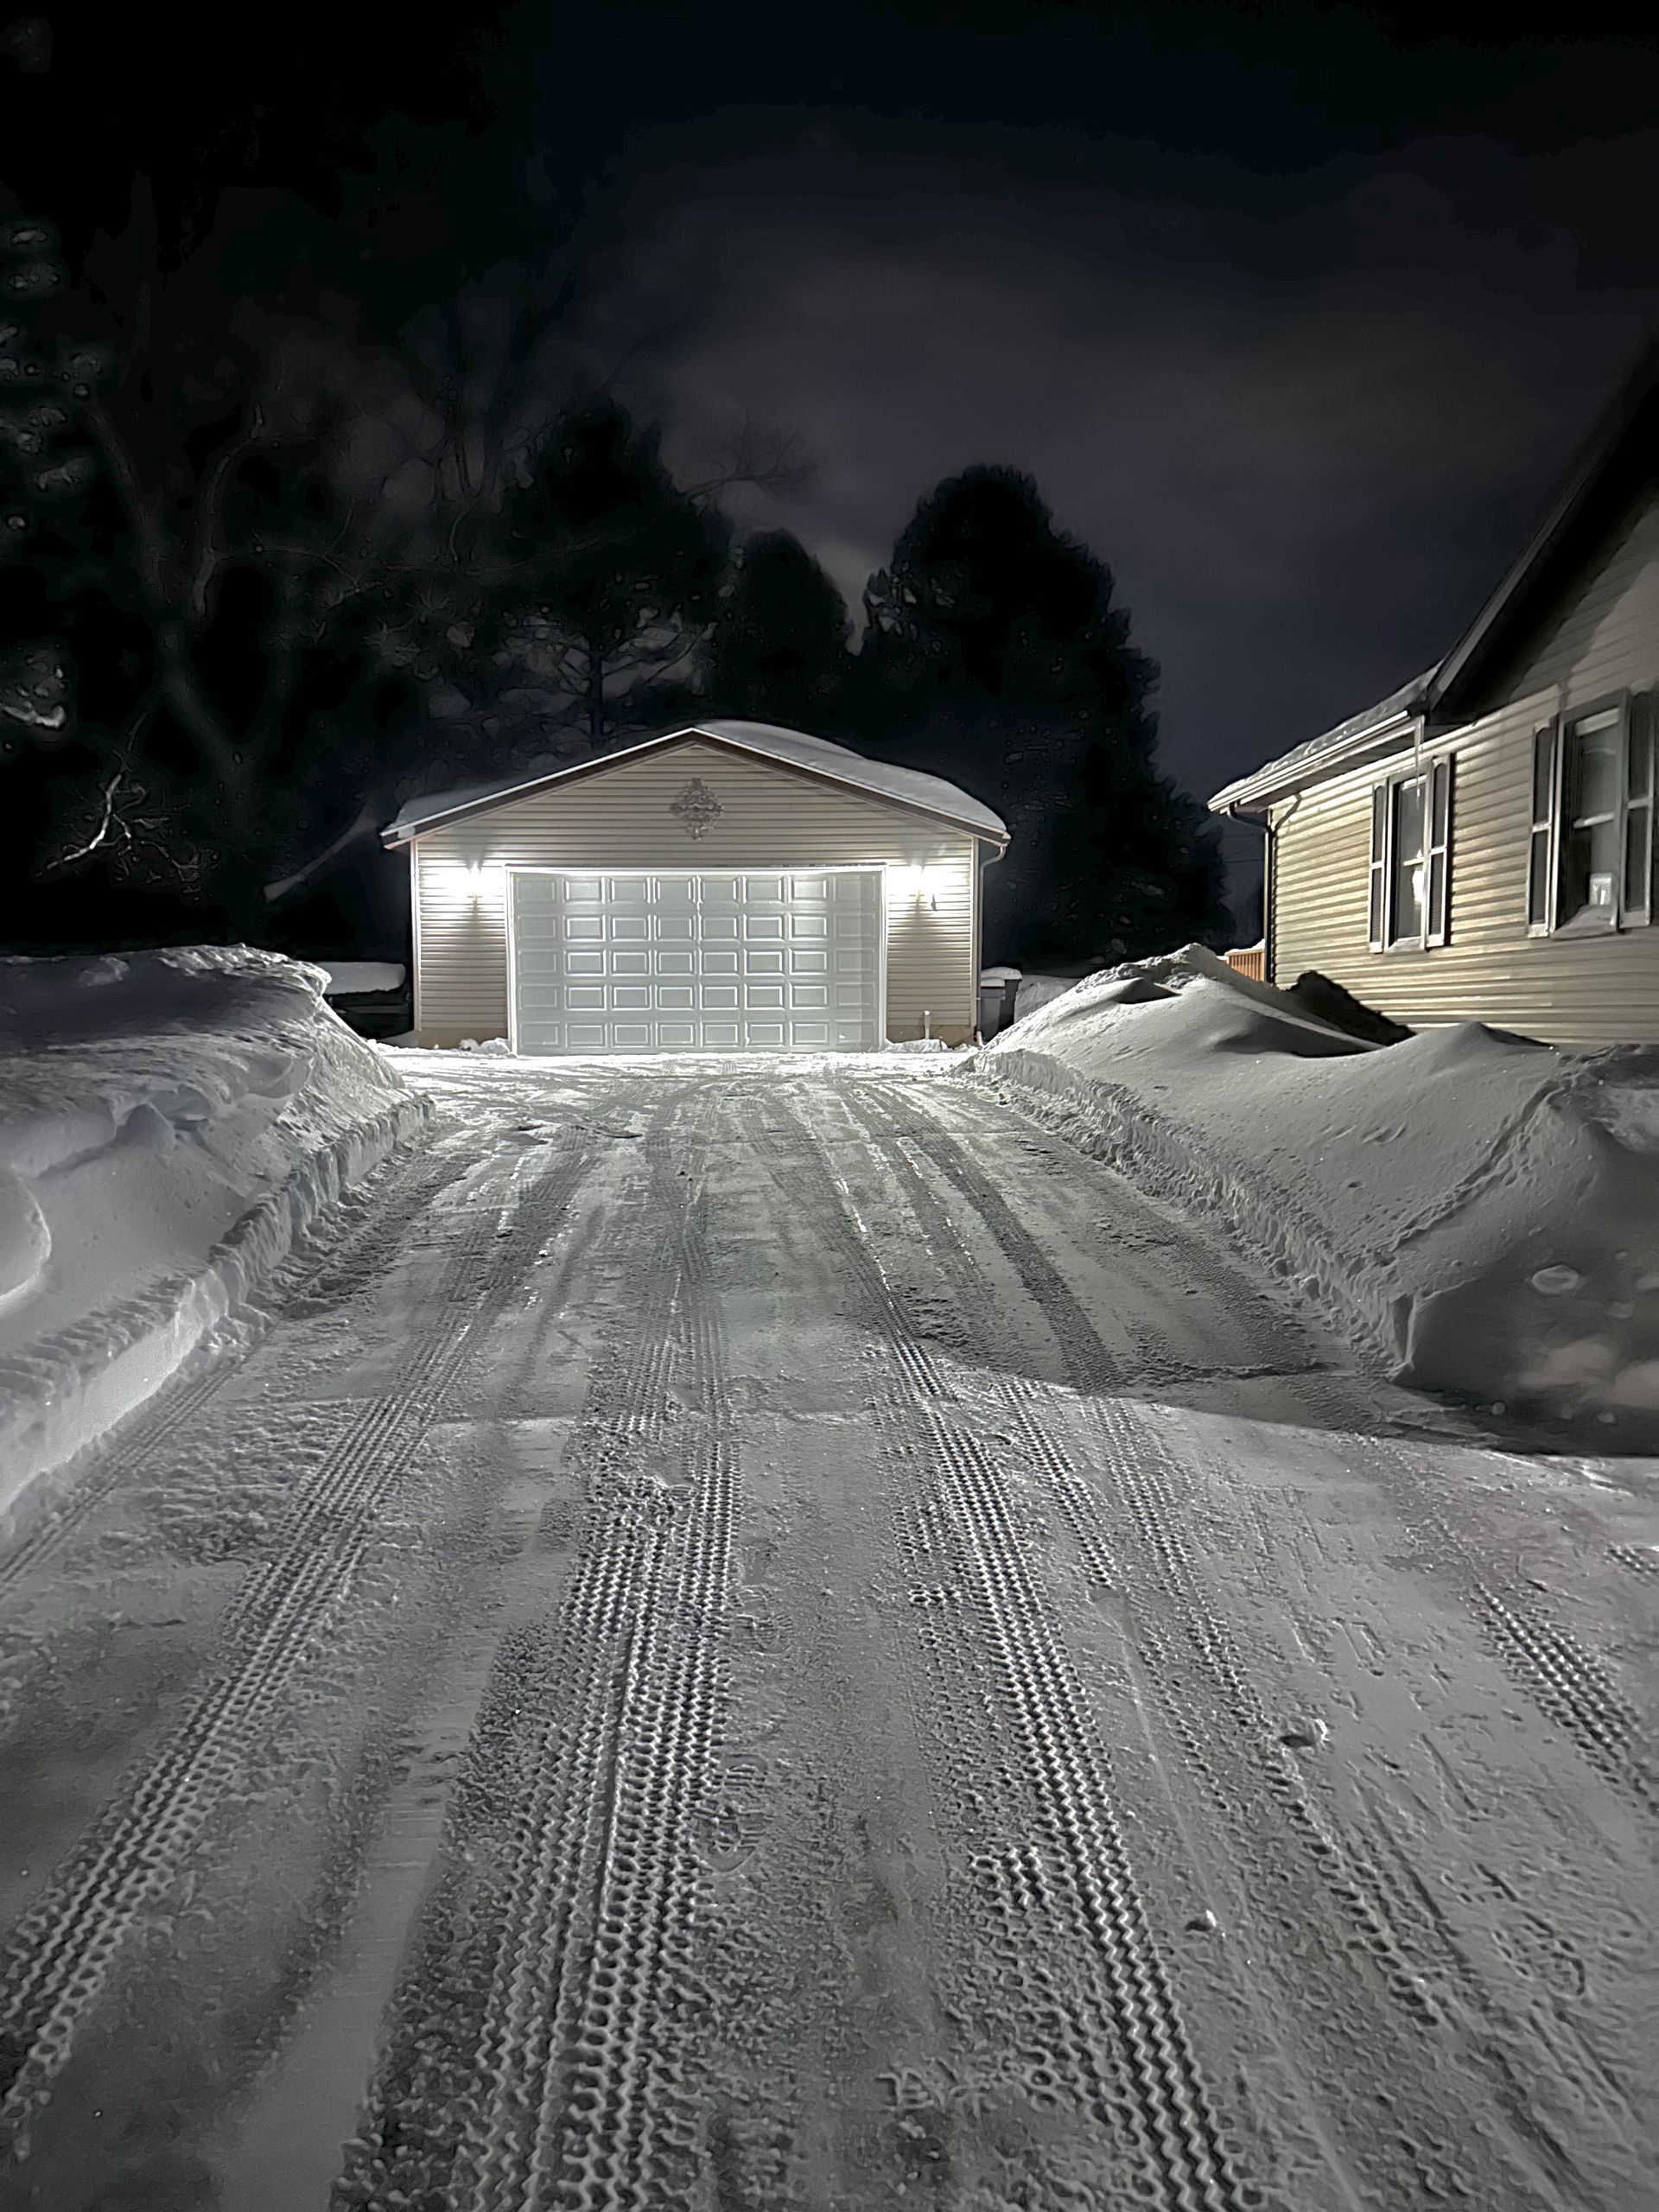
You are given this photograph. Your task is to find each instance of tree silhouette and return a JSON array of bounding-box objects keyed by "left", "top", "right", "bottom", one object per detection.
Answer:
[
  {"left": 701, "top": 530, "right": 854, "bottom": 729},
  {"left": 486, "top": 399, "right": 731, "bottom": 747},
  {"left": 861, "top": 465, "right": 1224, "bottom": 966}
]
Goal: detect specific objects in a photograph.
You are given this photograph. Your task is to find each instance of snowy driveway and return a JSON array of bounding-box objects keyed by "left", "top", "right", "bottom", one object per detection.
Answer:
[{"left": 0, "top": 1057, "right": 1654, "bottom": 2212}]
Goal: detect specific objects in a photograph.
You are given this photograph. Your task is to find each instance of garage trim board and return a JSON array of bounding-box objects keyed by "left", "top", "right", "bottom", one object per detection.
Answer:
[{"left": 505, "top": 866, "right": 889, "bottom": 1055}]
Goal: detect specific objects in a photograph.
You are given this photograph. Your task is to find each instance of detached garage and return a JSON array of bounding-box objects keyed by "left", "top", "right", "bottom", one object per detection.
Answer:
[{"left": 383, "top": 720, "right": 1009, "bottom": 1052}]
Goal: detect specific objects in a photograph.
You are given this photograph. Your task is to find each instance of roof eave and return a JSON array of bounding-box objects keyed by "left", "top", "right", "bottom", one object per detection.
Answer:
[
  {"left": 1207, "top": 709, "right": 1423, "bottom": 812},
  {"left": 381, "top": 723, "right": 1008, "bottom": 847},
  {"left": 1428, "top": 335, "right": 1657, "bottom": 718}
]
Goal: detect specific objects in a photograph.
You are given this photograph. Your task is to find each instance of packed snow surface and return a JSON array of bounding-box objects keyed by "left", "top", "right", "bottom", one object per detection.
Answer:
[
  {"left": 0, "top": 1053, "right": 1650, "bottom": 2211},
  {"left": 0, "top": 946, "right": 428, "bottom": 1515},
  {"left": 977, "top": 943, "right": 1659, "bottom": 1434}
]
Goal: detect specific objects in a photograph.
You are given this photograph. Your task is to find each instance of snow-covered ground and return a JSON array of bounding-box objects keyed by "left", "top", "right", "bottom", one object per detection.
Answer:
[
  {"left": 0, "top": 948, "right": 428, "bottom": 1519},
  {"left": 0, "top": 1053, "right": 1650, "bottom": 2211},
  {"left": 976, "top": 945, "right": 1659, "bottom": 1441}
]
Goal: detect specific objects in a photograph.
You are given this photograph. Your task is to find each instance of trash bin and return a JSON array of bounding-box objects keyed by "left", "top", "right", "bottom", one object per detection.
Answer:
[{"left": 977, "top": 976, "right": 1019, "bottom": 1039}]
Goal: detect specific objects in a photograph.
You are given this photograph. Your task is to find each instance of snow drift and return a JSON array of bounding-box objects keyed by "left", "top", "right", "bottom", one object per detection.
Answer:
[
  {"left": 974, "top": 944, "right": 1659, "bottom": 1438},
  {"left": 0, "top": 946, "right": 429, "bottom": 1519}
]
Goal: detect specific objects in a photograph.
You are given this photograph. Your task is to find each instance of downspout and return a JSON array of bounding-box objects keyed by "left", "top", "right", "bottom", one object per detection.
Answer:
[
  {"left": 1225, "top": 798, "right": 1280, "bottom": 985},
  {"left": 976, "top": 838, "right": 1009, "bottom": 1042}
]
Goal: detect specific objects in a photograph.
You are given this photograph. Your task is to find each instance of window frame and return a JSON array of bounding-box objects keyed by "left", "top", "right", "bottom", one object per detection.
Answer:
[
  {"left": 1533, "top": 689, "right": 1656, "bottom": 938},
  {"left": 1368, "top": 753, "right": 1453, "bottom": 953}
]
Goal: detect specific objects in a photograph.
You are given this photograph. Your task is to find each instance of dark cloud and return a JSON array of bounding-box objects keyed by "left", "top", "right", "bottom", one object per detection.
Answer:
[{"left": 564, "top": 111, "right": 1654, "bottom": 816}]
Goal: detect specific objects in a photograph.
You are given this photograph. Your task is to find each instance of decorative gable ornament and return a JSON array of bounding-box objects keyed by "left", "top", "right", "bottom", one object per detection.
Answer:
[{"left": 670, "top": 776, "right": 723, "bottom": 840}]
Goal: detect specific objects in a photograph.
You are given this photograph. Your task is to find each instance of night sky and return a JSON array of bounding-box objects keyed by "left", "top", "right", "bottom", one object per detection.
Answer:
[
  {"left": 543, "top": 1, "right": 1656, "bottom": 855},
  {"left": 9, "top": 0, "right": 1659, "bottom": 917}
]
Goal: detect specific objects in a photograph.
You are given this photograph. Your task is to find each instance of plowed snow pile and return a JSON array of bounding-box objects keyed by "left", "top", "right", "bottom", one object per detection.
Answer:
[
  {"left": 976, "top": 944, "right": 1659, "bottom": 1435},
  {"left": 0, "top": 946, "right": 429, "bottom": 1514}
]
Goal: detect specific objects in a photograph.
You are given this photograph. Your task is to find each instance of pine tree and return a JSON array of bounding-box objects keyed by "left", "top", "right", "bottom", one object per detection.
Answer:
[
  {"left": 861, "top": 465, "right": 1224, "bottom": 966},
  {"left": 701, "top": 530, "right": 853, "bottom": 728},
  {"left": 486, "top": 399, "right": 731, "bottom": 748}
]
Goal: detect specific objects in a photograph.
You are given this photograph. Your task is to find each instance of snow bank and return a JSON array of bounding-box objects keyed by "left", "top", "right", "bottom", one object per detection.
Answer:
[
  {"left": 0, "top": 947, "right": 430, "bottom": 1519},
  {"left": 975, "top": 944, "right": 1659, "bottom": 1436},
  {"left": 318, "top": 961, "right": 406, "bottom": 997},
  {"left": 1013, "top": 974, "right": 1082, "bottom": 1022}
]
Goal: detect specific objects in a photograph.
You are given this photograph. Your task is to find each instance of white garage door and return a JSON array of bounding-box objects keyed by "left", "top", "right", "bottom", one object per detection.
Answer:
[{"left": 509, "top": 868, "right": 884, "bottom": 1053}]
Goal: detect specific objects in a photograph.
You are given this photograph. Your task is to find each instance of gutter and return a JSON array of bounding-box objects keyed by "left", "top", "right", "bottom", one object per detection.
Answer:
[{"left": 1208, "top": 702, "right": 1424, "bottom": 814}]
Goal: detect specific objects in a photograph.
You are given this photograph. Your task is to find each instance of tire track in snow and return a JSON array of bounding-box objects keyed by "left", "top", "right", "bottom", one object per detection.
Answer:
[
  {"left": 334, "top": 1086, "right": 738, "bottom": 2212},
  {"left": 745, "top": 1092, "right": 1255, "bottom": 2212},
  {"left": 0, "top": 1135, "right": 474, "bottom": 1596},
  {"left": 836, "top": 1076, "right": 1640, "bottom": 2207},
  {"left": 906, "top": 1076, "right": 1654, "bottom": 1813},
  {"left": 0, "top": 1137, "right": 596, "bottom": 2158}
]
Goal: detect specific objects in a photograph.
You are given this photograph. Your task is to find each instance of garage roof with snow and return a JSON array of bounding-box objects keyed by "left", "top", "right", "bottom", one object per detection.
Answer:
[{"left": 383, "top": 720, "right": 1009, "bottom": 846}]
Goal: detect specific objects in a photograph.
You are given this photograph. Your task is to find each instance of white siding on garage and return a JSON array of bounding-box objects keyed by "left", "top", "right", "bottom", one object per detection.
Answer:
[{"left": 409, "top": 735, "right": 983, "bottom": 1047}]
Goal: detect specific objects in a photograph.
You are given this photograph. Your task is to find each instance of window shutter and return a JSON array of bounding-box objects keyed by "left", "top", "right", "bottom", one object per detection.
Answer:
[
  {"left": 1426, "top": 755, "right": 1453, "bottom": 946},
  {"left": 1528, "top": 721, "right": 1559, "bottom": 931},
  {"left": 1623, "top": 691, "right": 1653, "bottom": 927},
  {"left": 1368, "top": 782, "right": 1388, "bottom": 950}
]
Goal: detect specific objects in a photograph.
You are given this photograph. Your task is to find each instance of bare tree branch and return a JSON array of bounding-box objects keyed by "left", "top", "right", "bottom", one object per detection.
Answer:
[{"left": 187, "top": 399, "right": 267, "bottom": 624}]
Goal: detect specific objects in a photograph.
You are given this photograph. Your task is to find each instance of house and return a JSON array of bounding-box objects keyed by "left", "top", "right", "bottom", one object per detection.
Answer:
[
  {"left": 1210, "top": 335, "right": 1659, "bottom": 1047},
  {"left": 382, "top": 719, "right": 1008, "bottom": 1052}
]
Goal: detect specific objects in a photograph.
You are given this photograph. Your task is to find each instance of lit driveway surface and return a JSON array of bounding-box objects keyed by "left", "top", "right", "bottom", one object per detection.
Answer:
[{"left": 0, "top": 1054, "right": 1654, "bottom": 2212}]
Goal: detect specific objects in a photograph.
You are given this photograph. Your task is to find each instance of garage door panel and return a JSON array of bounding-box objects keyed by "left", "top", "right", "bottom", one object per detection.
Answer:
[{"left": 512, "top": 868, "right": 883, "bottom": 1053}]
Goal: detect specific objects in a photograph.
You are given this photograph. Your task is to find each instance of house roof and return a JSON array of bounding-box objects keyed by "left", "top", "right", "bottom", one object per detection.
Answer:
[
  {"left": 382, "top": 719, "right": 1009, "bottom": 846},
  {"left": 1208, "top": 668, "right": 1434, "bottom": 813},
  {"left": 1427, "top": 331, "right": 1657, "bottom": 720},
  {"left": 1208, "top": 329, "right": 1659, "bottom": 815}
]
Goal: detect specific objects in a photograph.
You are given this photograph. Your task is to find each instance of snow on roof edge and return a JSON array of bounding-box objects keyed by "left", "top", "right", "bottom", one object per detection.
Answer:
[
  {"left": 382, "top": 721, "right": 1008, "bottom": 844},
  {"left": 1208, "top": 667, "right": 1436, "bottom": 812}
]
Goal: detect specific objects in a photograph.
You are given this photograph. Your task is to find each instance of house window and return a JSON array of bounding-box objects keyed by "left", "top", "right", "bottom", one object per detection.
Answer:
[
  {"left": 1369, "top": 755, "right": 1452, "bottom": 950},
  {"left": 1529, "top": 693, "right": 1653, "bottom": 933}
]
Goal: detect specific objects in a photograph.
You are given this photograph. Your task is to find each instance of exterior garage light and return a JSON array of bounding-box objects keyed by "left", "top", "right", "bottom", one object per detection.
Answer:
[
  {"left": 454, "top": 860, "right": 499, "bottom": 904},
  {"left": 889, "top": 863, "right": 938, "bottom": 909}
]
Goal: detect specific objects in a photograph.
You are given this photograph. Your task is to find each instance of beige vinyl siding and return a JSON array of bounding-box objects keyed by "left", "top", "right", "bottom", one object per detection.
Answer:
[
  {"left": 1271, "top": 487, "right": 1659, "bottom": 1046},
  {"left": 409, "top": 736, "right": 982, "bottom": 1046}
]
